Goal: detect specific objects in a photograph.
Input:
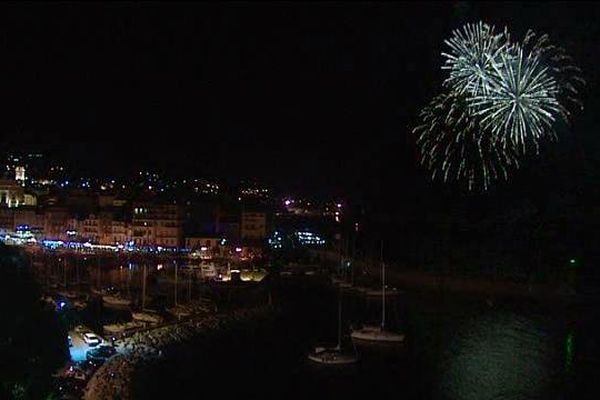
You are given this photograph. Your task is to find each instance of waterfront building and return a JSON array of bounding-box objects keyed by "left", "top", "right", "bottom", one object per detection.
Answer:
[
  {"left": 132, "top": 202, "right": 183, "bottom": 248},
  {"left": 43, "top": 207, "right": 70, "bottom": 240},
  {"left": 13, "top": 207, "right": 45, "bottom": 236},
  {"left": 0, "top": 178, "right": 36, "bottom": 207},
  {"left": 241, "top": 211, "right": 268, "bottom": 240}
]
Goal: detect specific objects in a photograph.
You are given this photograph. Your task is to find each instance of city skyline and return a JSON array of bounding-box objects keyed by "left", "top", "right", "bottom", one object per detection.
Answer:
[
  {"left": 1, "top": 2, "right": 596, "bottom": 202},
  {"left": 1, "top": 3, "right": 599, "bottom": 400}
]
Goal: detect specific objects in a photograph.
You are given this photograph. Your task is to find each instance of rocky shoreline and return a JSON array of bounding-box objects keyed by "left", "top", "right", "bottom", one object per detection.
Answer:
[{"left": 83, "top": 306, "right": 276, "bottom": 400}]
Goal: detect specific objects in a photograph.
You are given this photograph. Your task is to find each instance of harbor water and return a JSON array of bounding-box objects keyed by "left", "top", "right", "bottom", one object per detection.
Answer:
[{"left": 131, "top": 278, "right": 600, "bottom": 399}]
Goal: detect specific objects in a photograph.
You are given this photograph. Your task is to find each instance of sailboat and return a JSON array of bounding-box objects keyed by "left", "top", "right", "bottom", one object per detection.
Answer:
[
  {"left": 351, "top": 242, "right": 405, "bottom": 345},
  {"left": 307, "top": 288, "right": 358, "bottom": 365}
]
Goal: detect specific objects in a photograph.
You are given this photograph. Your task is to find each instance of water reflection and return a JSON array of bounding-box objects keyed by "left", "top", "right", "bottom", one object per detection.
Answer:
[
  {"left": 439, "top": 312, "right": 560, "bottom": 400},
  {"left": 565, "top": 332, "right": 575, "bottom": 374}
]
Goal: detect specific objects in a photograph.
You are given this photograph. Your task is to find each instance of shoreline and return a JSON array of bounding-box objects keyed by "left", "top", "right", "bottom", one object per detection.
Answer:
[
  {"left": 83, "top": 306, "right": 276, "bottom": 400},
  {"left": 312, "top": 250, "right": 587, "bottom": 302}
]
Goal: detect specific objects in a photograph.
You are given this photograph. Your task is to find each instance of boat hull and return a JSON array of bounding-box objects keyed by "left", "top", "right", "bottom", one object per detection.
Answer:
[
  {"left": 102, "top": 296, "right": 132, "bottom": 309},
  {"left": 350, "top": 327, "right": 405, "bottom": 349},
  {"left": 307, "top": 348, "right": 359, "bottom": 365}
]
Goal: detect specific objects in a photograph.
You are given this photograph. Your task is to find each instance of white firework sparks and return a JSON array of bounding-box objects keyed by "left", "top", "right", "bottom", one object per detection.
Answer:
[
  {"left": 414, "top": 93, "right": 519, "bottom": 191},
  {"left": 522, "top": 30, "right": 586, "bottom": 114},
  {"left": 468, "top": 44, "right": 564, "bottom": 153},
  {"left": 413, "top": 21, "right": 584, "bottom": 191},
  {"left": 442, "top": 21, "right": 510, "bottom": 96}
]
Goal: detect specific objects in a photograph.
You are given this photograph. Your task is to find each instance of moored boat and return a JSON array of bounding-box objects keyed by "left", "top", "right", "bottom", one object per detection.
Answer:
[
  {"left": 102, "top": 295, "right": 132, "bottom": 308},
  {"left": 308, "top": 346, "right": 358, "bottom": 365},
  {"left": 350, "top": 325, "right": 405, "bottom": 344},
  {"left": 351, "top": 242, "right": 405, "bottom": 348},
  {"left": 307, "top": 286, "right": 358, "bottom": 365}
]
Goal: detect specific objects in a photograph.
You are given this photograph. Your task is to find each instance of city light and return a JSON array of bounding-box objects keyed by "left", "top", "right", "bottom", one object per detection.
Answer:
[
  {"left": 294, "top": 231, "right": 326, "bottom": 246},
  {"left": 268, "top": 231, "right": 283, "bottom": 249},
  {"left": 0, "top": 10, "right": 592, "bottom": 400}
]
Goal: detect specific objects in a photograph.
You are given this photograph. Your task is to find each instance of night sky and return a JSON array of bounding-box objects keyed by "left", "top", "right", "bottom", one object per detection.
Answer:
[{"left": 0, "top": 2, "right": 598, "bottom": 204}]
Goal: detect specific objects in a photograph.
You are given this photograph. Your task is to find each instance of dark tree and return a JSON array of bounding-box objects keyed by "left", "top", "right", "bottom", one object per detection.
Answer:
[{"left": 0, "top": 244, "right": 68, "bottom": 399}]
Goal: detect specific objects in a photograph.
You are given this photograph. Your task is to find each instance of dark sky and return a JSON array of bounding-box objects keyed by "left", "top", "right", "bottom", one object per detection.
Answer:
[{"left": 0, "top": 2, "right": 598, "bottom": 203}]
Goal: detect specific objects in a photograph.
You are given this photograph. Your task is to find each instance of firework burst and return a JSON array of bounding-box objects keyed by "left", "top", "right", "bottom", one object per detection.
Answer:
[
  {"left": 413, "top": 21, "right": 584, "bottom": 191},
  {"left": 414, "top": 92, "right": 519, "bottom": 191},
  {"left": 522, "top": 30, "right": 586, "bottom": 114},
  {"left": 442, "top": 21, "right": 510, "bottom": 96},
  {"left": 468, "top": 44, "right": 563, "bottom": 154}
]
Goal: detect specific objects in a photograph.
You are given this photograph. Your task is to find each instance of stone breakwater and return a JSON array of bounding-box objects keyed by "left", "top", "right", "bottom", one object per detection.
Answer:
[{"left": 84, "top": 306, "right": 276, "bottom": 400}]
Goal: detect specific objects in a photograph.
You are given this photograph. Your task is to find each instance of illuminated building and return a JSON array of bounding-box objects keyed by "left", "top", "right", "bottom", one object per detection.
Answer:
[
  {"left": 80, "top": 211, "right": 130, "bottom": 244},
  {"left": 81, "top": 214, "right": 104, "bottom": 243},
  {"left": 184, "top": 234, "right": 225, "bottom": 258},
  {"left": 241, "top": 211, "right": 267, "bottom": 240},
  {"left": 153, "top": 204, "right": 184, "bottom": 248},
  {"left": 0, "top": 207, "right": 13, "bottom": 233},
  {"left": 0, "top": 178, "right": 36, "bottom": 207},
  {"left": 15, "top": 166, "right": 25, "bottom": 185},
  {"left": 13, "top": 207, "right": 45, "bottom": 236},
  {"left": 132, "top": 202, "right": 183, "bottom": 248},
  {"left": 294, "top": 230, "right": 326, "bottom": 246},
  {"left": 132, "top": 205, "right": 152, "bottom": 246},
  {"left": 43, "top": 207, "right": 71, "bottom": 240},
  {"left": 110, "top": 220, "right": 131, "bottom": 244}
]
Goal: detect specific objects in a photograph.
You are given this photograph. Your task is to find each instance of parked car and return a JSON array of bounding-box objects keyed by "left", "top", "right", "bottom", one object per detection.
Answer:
[
  {"left": 86, "top": 345, "right": 116, "bottom": 361},
  {"left": 82, "top": 332, "right": 101, "bottom": 346}
]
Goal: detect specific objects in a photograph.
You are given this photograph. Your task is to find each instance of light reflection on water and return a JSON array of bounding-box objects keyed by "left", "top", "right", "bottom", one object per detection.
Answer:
[
  {"left": 565, "top": 331, "right": 575, "bottom": 374},
  {"left": 339, "top": 290, "right": 586, "bottom": 400},
  {"left": 130, "top": 280, "right": 599, "bottom": 400},
  {"left": 438, "top": 312, "right": 562, "bottom": 400}
]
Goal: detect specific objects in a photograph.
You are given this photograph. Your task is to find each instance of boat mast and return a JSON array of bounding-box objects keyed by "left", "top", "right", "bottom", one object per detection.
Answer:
[
  {"left": 63, "top": 257, "right": 67, "bottom": 287},
  {"left": 127, "top": 261, "right": 131, "bottom": 299},
  {"left": 338, "top": 233, "right": 343, "bottom": 278},
  {"left": 97, "top": 256, "right": 101, "bottom": 289},
  {"left": 76, "top": 256, "right": 80, "bottom": 286},
  {"left": 351, "top": 226, "right": 356, "bottom": 286},
  {"left": 174, "top": 261, "right": 178, "bottom": 306},
  {"left": 381, "top": 240, "right": 385, "bottom": 330},
  {"left": 337, "top": 287, "right": 342, "bottom": 350},
  {"left": 188, "top": 268, "right": 192, "bottom": 302},
  {"left": 344, "top": 233, "right": 350, "bottom": 283},
  {"left": 142, "top": 264, "right": 147, "bottom": 310}
]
